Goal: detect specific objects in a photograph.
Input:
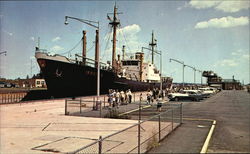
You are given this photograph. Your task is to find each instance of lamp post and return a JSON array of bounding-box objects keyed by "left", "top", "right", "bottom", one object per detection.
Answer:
[
  {"left": 64, "top": 16, "right": 101, "bottom": 116},
  {"left": 0, "top": 51, "right": 7, "bottom": 78},
  {"left": 197, "top": 70, "right": 203, "bottom": 85},
  {"left": 185, "top": 65, "right": 196, "bottom": 84},
  {"left": 0, "top": 51, "right": 7, "bottom": 56},
  {"left": 169, "top": 58, "right": 185, "bottom": 88}
]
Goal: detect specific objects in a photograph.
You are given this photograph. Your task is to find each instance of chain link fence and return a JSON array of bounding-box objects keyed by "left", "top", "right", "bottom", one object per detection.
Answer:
[
  {"left": 70, "top": 103, "right": 182, "bottom": 154},
  {"left": 65, "top": 91, "right": 148, "bottom": 116}
]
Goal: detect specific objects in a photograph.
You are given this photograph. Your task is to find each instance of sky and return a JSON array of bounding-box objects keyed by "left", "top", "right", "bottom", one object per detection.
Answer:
[{"left": 0, "top": 0, "right": 249, "bottom": 84}]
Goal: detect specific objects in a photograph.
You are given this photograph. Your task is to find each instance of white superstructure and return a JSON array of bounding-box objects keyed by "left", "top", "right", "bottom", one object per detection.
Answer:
[{"left": 119, "top": 52, "right": 160, "bottom": 82}]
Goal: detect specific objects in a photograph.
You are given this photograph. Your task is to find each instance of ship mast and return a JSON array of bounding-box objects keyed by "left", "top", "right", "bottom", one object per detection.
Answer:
[
  {"left": 108, "top": 3, "right": 121, "bottom": 71},
  {"left": 149, "top": 31, "right": 157, "bottom": 64}
]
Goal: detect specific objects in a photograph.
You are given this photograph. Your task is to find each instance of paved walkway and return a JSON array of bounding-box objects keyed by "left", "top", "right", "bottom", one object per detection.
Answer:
[
  {"left": 149, "top": 90, "right": 250, "bottom": 153},
  {"left": 0, "top": 93, "right": 175, "bottom": 153}
]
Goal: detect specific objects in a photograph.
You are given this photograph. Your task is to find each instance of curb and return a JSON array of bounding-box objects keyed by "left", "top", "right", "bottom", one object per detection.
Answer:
[{"left": 200, "top": 120, "right": 216, "bottom": 153}]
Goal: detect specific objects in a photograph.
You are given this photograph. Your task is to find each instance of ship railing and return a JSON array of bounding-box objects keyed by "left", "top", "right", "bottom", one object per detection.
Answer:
[
  {"left": 74, "top": 54, "right": 112, "bottom": 70},
  {"left": 0, "top": 91, "right": 28, "bottom": 104}
]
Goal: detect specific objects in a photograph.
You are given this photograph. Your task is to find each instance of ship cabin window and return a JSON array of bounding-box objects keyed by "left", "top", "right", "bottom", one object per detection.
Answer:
[{"left": 122, "top": 61, "right": 139, "bottom": 66}]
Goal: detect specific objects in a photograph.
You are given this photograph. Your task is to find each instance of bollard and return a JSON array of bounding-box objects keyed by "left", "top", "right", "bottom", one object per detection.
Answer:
[{"left": 98, "top": 136, "right": 102, "bottom": 154}]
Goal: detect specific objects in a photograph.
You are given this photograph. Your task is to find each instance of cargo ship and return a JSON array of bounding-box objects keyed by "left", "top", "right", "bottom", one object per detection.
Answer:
[{"left": 35, "top": 4, "right": 172, "bottom": 98}]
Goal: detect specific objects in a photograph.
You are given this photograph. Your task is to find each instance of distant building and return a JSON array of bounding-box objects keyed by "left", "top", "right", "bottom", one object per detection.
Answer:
[
  {"left": 34, "top": 79, "right": 46, "bottom": 88},
  {"left": 18, "top": 78, "right": 47, "bottom": 88},
  {"left": 203, "top": 71, "right": 242, "bottom": 90}
]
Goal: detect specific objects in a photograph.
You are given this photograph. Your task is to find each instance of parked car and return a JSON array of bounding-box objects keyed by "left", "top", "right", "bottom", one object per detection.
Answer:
[
  {"left": 0, "top": 81, "right": 5, "bottom": 88},
  {"left": 4, "top": 82, "right": 12, "bottom": 88},
  {"left": 168, "top": 91, "right": 202, "bottom": 102},
  {"left": 198, "top": 87, "right": 216, "bottom": 96},
  {"left": 183, "top": 90, "right": 207, "bottom": 99}
]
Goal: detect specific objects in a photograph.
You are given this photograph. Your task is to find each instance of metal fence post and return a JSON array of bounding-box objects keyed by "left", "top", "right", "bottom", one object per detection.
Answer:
[
  {"left": 159, "top": 114, "right": 161, "bottom": 141},
  {"left": 138, "top": 93, "right": 142, "bottom": 154},
  {"left": 104, "top": 96, "right": 106, "bottom": 107},
  {"left": 100, "top": 100, "right": 102, "bottom": 118},
  {"left": 65, "top": 99, "right": 68, "bottom": 115},
  {"left": 134, "top": 93, "right": 135, "bottom": 103},
  {"left": 180, "top": 103, "right": 183, "bottom": 124},
  {"left": 172, "top": 108, "right": 174, "bottom": 131},
  {"left": 98, "top": 136, "right": 102, "bottom": 154},
  {"left": 80, "top": 99, "right": 82, "bottom": 113}
]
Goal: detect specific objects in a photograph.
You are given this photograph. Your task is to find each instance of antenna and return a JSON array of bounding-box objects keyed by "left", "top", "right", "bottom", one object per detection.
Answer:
[{"left": 37, "top": 37, "right": 40, "bottom": 48}]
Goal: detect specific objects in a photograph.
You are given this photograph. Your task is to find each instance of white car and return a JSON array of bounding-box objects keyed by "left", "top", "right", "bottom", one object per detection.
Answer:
[
  {"left": 198, "top": 87, "right": 216, "bottom": 95},
  {"left": 168, "top": 91, "right": 202, "bottom": 101},
  {"left": 183, "top": 90, "right": 207, "bottom": 98}
]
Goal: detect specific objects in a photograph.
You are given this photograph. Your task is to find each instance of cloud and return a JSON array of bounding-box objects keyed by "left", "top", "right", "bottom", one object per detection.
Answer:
[
  {"left": 117, "top": 24, "right": 141, "bottom": 36},
  {"left": 231, "top": 49, "right": 249, "bottom": 60},
  {"left": 189, "top": 1, "right": 250, "bottom": 13},
  {"left": 52, "top": 36, "right": 61, "bottom": 42},
  {"left": 30, "top": 37, "right": 35, "bottom": 41},
  {"left": 231, "top": 49, "right": 243, "bottom": 56},
  {"left": 195, "top": 16, "right": 249, "bottom": 29},
  {"left": 215, "top": 1, "right": 250, "bottom": 13},
  {"left": 214, "top": 49, "right": 249, "bottom": 68},
  {"left": 3, "top": 29, "right": 13, "bottom": 36},
  {"left": 103, "top": 24, "right": 143, "bottom": 59},
  {"left": 50, "top": 45, "right": 64, "bottom": 52},
  {"left": 214, "top": 59, "right": 238, "bottom": 67},
  {"left": 242, "top": 54, "right": 249, "bottom": 60},
  {"left": 30, "top": 56, "right": 36, "bottom": 60}
]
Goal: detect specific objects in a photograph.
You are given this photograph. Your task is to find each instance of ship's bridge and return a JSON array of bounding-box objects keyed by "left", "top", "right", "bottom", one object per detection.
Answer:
[{"left": 120, "top": 59, "right": 160, "bottom": 82}]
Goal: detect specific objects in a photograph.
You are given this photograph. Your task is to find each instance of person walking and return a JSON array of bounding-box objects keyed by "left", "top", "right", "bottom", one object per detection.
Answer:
[
  {"left": 120, "top": 90, "right": 125, "bottom": 105},
  {"left": 127, "top": 89, "right": 132, "bottom": 104},
  {"left": 112, "top": 90, "right": 116, "bottom": 108},
  {"left": 153, "top": 88, "right": 156, "bottom": 100},
  {"left": 157, "top": 99, "right": 162, "bottom": 112},
  {"left": 115, "top": 90, "right": 120, "bottom": 106},
  {"left": 146, "top": 90, "right": 151, "bottom": 105}
]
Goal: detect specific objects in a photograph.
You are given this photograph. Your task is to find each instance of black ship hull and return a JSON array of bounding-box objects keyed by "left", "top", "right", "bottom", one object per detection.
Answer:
[{"left": 37, "top": 58, "right": 172, "bottom": 98}]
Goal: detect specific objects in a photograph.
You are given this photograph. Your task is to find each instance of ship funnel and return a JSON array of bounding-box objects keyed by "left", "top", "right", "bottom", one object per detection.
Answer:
[
  {"left": 82, "top": 30, "right": 87, "bottom": 64},
  {"left": 95, "top": 30, "right": 99, "bottom": 68}
]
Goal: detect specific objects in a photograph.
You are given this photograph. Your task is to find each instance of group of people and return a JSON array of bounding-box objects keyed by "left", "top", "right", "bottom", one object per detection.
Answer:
[
  {"left": 146, "top": 88, "right": 168, "bottom": 105},
  {"left": 108, "top": 89, "right": 132, "bottom": 108}
]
